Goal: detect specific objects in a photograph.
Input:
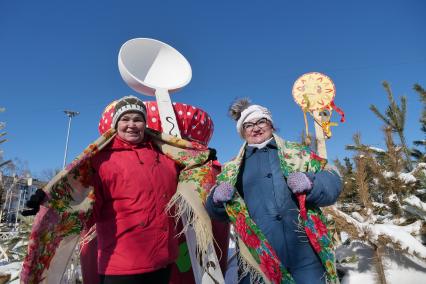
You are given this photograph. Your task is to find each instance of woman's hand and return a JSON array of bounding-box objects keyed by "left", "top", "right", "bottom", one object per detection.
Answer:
[
  {"left": 212, "top": 182, "right": 235, "bottom": 204},
  {"left": 287, "top": 172, "right": 313, "bottom": 194}
]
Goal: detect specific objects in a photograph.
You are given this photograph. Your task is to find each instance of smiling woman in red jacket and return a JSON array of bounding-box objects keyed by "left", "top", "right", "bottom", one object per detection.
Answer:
[{"left": 92, "top": 96, "right": 180, "bottom": 284}]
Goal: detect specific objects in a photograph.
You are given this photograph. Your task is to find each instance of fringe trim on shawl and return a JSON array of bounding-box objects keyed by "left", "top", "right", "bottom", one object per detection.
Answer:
[
  {"left": 78, "top": 224, "right": 97, "bottom": 254},
  {"left": 237, "top": 237, "right": 270, "bottom": 284},
  {"left": 236, "top": 252, "right": 266, "bottom": 284},
  {"left": 166, "top": 190, "right": 213, "bottom": 260}
]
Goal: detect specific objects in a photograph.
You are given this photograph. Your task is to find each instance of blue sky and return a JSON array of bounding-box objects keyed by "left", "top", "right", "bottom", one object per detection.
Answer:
[{"left": 1, "top": 0, "right": 425, "bottom": 178}]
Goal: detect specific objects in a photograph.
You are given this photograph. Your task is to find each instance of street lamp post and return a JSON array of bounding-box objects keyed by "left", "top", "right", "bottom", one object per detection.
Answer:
[{"left": 62, "top": 110, "right": 79, "bottom": 169}]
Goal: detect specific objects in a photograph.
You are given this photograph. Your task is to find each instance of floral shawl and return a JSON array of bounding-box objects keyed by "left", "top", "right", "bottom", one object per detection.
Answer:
[
  {"left": 20, "top": 128, "right": 218, "bottom": 284},
  {"left": 216, "top": 134, "right": 338, "bottom": 284}
]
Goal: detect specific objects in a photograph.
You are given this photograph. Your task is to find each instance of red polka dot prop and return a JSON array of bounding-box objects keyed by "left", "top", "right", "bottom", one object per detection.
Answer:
[
  {"left": 98, "top": 101, "right": 117, "bottom": 135},
  {"left": 98, "top": 100, "right": 214, "bottom": 146}
]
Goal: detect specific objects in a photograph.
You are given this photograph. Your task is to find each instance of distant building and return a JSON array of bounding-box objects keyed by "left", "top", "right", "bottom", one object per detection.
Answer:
[{"left": 0, "top": 173, "right": 46, "bottom": 224}]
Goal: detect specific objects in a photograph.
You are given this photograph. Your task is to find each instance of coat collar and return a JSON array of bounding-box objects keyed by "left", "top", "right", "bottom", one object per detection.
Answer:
[
  {"left": 108, "top": 135, "right": 153, "bottom": 151},
  {"left": 245, "top": 138, "right": 278, "bottom": 158}
]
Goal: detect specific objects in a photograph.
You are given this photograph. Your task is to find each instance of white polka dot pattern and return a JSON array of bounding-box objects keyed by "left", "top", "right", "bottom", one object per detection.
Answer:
[{"left": 98, "top": 100, "right": 214, "bottom": 145}]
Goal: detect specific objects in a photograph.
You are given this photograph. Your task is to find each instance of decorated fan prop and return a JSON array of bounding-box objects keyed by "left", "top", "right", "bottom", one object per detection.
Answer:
[
  {"left": 292, "top": 72, "right": 345, "bottom": 158},
  {"left": 118, "top": 38, "right": 224, "bottom": 284}
]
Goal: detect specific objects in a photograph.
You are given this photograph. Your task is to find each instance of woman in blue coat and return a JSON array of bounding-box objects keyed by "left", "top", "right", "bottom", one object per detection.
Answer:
[{"left": 206, "top": 99, "right": 342, "bottom": 284}]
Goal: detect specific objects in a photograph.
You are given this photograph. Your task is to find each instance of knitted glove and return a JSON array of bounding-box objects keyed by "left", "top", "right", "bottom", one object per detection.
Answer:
[
  {"left": 287, "top": 172, "right": 313, "bottom": 194},
  {"left": 212, "top": 182, "right": 235, "bottom": 204},
  {"left": 21, "top": 188, "right": 47, "bottom": 216}
]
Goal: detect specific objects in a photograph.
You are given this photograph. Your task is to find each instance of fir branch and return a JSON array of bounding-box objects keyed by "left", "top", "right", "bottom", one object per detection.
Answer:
[{"left": 369, "top": 104, "right": 391, "bottom": 126}]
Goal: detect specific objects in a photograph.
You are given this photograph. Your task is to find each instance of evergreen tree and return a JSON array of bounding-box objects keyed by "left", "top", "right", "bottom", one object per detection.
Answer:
[
  {"left": 411, "top": 84, "right": 426, "bottom": 163},
  {"left": 329, "top": 83, "right": 426, "bottom": 282},
  {"left": 370, "top": 81, "right": 413, "bottom": 170},
  {"left": 334, "top": 157, "right": 358, "bottom": 207}
]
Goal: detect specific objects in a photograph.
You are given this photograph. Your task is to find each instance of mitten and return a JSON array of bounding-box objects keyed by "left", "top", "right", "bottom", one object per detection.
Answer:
[
  {"left": 21, "top": 188, "right": 47, "bottom": 216},
  {"left": 287, "top": 172, "right": 313, "bottom": 194},
  {"left": 212, "top": 182, "right": 235, "bottom": 204}
]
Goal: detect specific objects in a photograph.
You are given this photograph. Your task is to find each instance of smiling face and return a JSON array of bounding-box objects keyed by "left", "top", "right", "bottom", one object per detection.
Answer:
[
  {"left": 116, "top": 112, "right": 146, "bottom": 144},
  {"left": 242, "top": 118, "right": 274, "bottom": 144}
]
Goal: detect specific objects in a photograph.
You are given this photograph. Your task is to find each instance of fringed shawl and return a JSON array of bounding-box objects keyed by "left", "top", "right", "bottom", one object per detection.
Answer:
[
  {"left": 215, "top": 134, "right": 338, "bottom": 284},
  {"left": 20, "top": 128, "right": 219, "bottom": 284}
]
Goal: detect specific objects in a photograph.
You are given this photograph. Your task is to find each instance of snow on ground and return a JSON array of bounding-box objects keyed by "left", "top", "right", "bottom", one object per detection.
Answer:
[
  {"left": 337, "top": 241, "right": 426, "bottom": 284},
  {"left": 0, "top": 261, "right": 21, "bottom": 284},
  {"left": 1, "top": 243, "right": 426, "bottom": 283}
]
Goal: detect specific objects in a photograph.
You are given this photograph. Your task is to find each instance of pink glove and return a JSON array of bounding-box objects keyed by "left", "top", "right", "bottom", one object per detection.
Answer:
[
  {"left": 287, "top": 172, "right": 313, "bottom": 194},
  {"left": 212, "top": 182, "right": 235, "bottom": 204}
]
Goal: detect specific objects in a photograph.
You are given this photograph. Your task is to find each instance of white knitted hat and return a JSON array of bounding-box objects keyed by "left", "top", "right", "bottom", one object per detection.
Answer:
[
  {"left": 112, "top": 96, "right": 147, "bottom": 128},
  {"left": 236, "top": 104, "right": 273, "bottom": 137}
]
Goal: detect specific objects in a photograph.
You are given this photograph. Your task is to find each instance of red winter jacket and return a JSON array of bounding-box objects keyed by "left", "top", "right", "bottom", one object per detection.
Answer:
[{"left": 91, "top": 135, "right": 180, "bottom": 275}]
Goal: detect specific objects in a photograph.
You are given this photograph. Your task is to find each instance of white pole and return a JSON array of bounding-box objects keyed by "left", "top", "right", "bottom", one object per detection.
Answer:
[
  {"left": 313, "top": 110, "right": 328, "bottom": 159},
  {"left": 154, "top": 91, "right": 224, "bottom": 284},
  {"left": 63, "top": 116, "right": 72, "bottom": 169},
  {"left": 62, "top": 111, "right": 79, "bottom": 169}
]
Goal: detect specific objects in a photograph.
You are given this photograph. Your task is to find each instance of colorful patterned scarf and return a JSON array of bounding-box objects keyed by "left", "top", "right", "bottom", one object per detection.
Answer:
[
  {"left": 216, "top": 134, "right": 338, "bottom": 284},
  {"left": 20, "top": 128, "right": 218, "bottom": 284}
]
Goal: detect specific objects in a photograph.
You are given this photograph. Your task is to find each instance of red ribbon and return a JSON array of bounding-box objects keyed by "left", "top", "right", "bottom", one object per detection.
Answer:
[
  {"left": 297, "top": 194, "right": 308, "bottom": 220},
  {"left": 329, "top": 100, "right": 345, "bottom": 122}
]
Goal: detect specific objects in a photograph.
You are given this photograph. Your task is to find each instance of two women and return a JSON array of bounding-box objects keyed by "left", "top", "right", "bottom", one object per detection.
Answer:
[{"left": 22, "top": 96, "right": 341, "bottom": 284}]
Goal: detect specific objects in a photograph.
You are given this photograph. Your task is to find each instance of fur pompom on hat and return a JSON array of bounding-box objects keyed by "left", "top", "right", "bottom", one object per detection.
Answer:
[
  {"left": 112, "top": 96, "right": 147, "bottom": 128},
  {"left": 229, "top": 98, "right": 273, "bottom": 137}
]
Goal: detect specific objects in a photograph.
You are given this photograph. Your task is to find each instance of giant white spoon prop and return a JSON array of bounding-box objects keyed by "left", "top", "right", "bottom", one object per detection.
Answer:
[
  {"left": 118, "top": 38, "right": 191, "bottom": 137},
  {"left": 118, "top": 38, "right": 224, "bottom": 284}
]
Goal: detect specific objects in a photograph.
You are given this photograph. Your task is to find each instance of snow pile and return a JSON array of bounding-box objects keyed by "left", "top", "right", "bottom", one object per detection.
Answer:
[
  {"left": 381, "top": 171, "right": 417, "bottom": 183},
  {"left": 372, "top": 223, "right": 426, "bottom": 258},
  {"left": 337, "top": 241, "right": 426, "bottom": 284},
  {"left": 0, "top": 262, "right": 21, "bottom": 284},
  {"left": 402, "top": 195, "right": 426, "bottom": 221},
  {"left": 404, "top": 195, "right": 426, "bottom": 212},
  {"left": 382, "top": 171, "right": 394, "bottom": 178},
  {"left": 398, "top": 172, "right": 417, "bottom": 183},
  {"left": 367, "top": 146, "right": 386, "bottom": 153}
]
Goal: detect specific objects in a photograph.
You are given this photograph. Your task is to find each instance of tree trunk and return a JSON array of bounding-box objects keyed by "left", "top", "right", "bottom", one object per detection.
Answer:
[
  {"left": 373, "top": 244, "right": 387, "bottom": 284},
  {"left": 398, "top": 131, "right": 413, "bottom": 171}
]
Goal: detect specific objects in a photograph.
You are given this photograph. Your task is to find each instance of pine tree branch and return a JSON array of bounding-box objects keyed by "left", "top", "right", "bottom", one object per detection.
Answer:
[
  {"left": 370, "top": 105, "right": 391, "bottom": 126},
  {"left": 413, "top": 84, "right": 426, "bottom": 101},
  {"left": 413, "top": 140, "right": 426, "bottom": 146},
  {"left": 324, "top": 206, "right": 426, "bottom": 261}
]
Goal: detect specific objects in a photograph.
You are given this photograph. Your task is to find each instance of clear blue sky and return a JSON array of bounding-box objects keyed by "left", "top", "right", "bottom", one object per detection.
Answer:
[{"left": 1, "top": 0, "right": 425, "bottom": 179}]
